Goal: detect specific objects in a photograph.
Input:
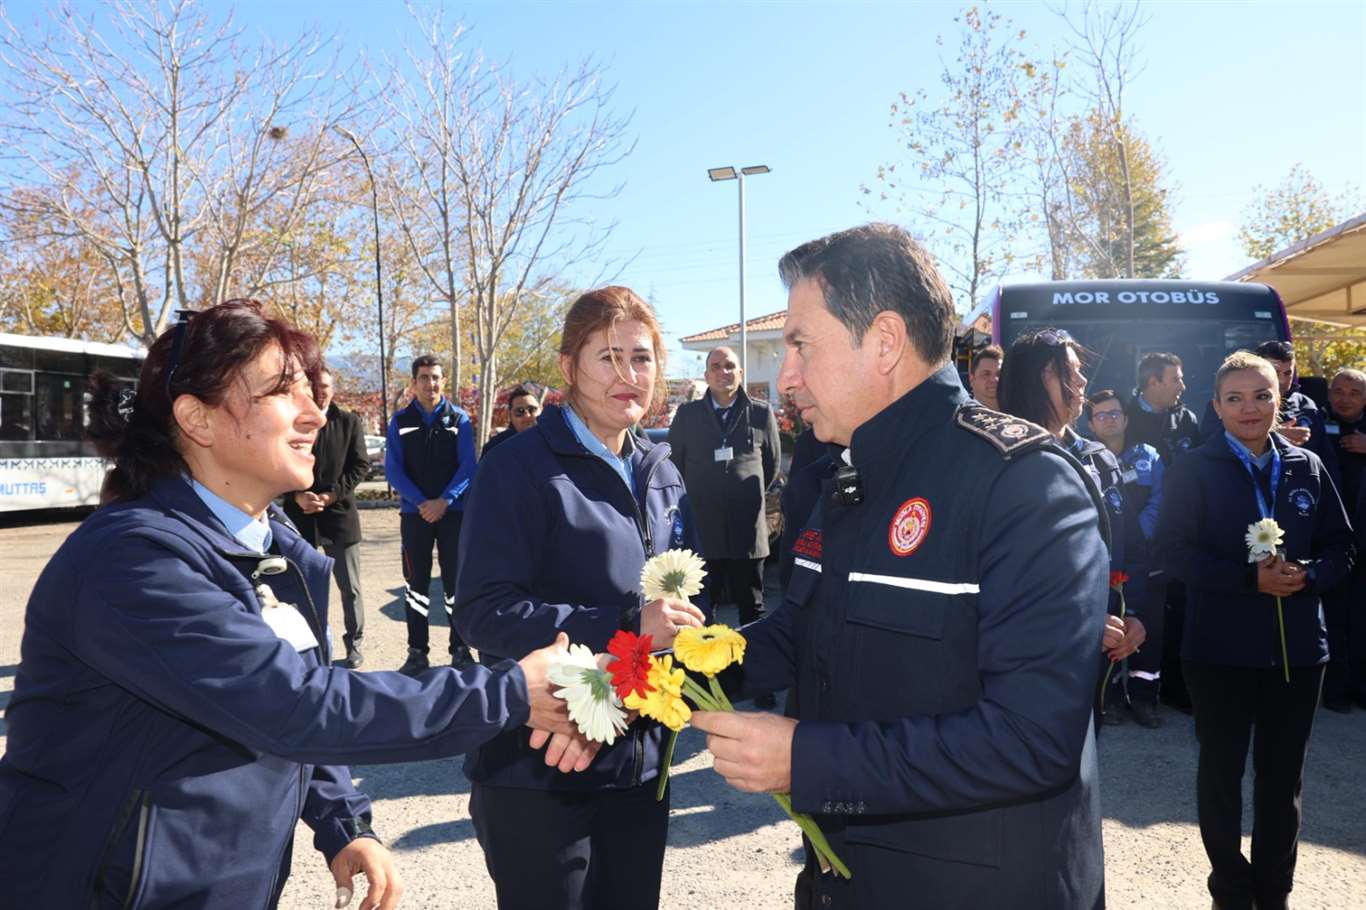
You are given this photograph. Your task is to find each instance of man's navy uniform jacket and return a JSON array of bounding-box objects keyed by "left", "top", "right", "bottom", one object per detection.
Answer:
[
  {"left": 385, "top": 396, "right": 476, "bottom": 513},
  {"left": 1157, "top": 433, "right": 1355, "bottom": 668},
  {"left": 0, "top": 477, "right": 533, "bottom": 908},
  {"left": 1124, "top": 393, "right": 1201, "bottom": 465},
  {"left": 456, "top": 405, "right": 709, "bottom": 791},
  {"left": 738, "top": 367, "right": 1108, "bottom": 909}
]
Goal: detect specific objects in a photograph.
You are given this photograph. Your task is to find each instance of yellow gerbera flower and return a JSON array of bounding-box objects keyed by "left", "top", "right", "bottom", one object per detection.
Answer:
[
  {"left": 674, "top": 624, "right": 746, "bottom": 676},
  {"left": 624, "top": 655, "right": 692, "bottom": 732}
]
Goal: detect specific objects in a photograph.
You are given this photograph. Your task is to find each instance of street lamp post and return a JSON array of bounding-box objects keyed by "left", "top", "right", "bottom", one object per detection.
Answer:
[
  {"left": 707, "top": 165, "right": 771, "bottom": 381},
  {"left": 334, "top": 125, "right": 390, "bottom": 435}
]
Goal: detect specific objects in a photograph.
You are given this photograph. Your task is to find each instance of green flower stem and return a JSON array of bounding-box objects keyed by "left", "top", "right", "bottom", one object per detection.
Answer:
[
  {"left": 656, "top": 729, "right": 679, "bottom": 801},
  {"left": 772, "top": 792, "right": 853, "bottom": 879},
  {"left": 1276, "top": 596, "right": 1290, "bottom": 684},
  {"left": 707, "top": 674, "right": 735, "bottom": 712},
  {"left": 1099, "top": 587, "right": 1126, "bottom": 707},
  {"left": 681, "top": 677, "right": 721, "bottom": 712}
]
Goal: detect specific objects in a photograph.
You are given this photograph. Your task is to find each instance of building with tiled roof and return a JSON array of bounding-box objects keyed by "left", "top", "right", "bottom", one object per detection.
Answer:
[{"left": 679, "top": 310, "right": 788, "bottom": 400}]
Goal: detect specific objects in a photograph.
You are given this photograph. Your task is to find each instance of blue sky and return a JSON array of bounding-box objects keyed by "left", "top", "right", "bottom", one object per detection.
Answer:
[{"left": 31, "top": 0, "right": 1366, "bottom": 375}]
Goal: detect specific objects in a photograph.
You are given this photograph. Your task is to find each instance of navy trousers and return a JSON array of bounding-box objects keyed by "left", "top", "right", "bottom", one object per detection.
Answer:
[
  {"left": 399, "top": 510, "right": 465, "bottom": 654},
  {"left": 469, "top": 781, "right": 670, "bottom": 910}
]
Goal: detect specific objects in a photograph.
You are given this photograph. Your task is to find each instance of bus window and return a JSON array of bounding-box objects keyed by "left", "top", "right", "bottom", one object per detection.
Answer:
[
  {"left": 34, "top": 372, "right": 86, "bottom": 442},
  {"left": 0, "top": 391, "right": 34, "bottom": 441}
]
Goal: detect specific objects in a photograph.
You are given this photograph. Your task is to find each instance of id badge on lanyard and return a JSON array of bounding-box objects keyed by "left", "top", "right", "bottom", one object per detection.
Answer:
[{"left": 1231, "top": 441, "right": 1281, "bottom": 520}]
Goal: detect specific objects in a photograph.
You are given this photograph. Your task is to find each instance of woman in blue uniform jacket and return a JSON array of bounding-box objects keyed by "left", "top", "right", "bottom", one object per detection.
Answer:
[
  {"left": 455, "top": 286, "right": 708, "bottom": 910},
  {"left": 1157, "top": 351, "right": 1354, "bottom": 910},
  {"left": 0, "top": 301, "right": 571, "bottom": 910},
  {"left": 998, "top": 329, "right": 1149, "bottom": 697}
]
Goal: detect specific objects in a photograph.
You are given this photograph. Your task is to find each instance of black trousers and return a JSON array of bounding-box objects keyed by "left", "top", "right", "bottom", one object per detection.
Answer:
[
  {"left": 704, "top": 557, "right": 766, "bottom": 626},
  {"left": 1322, "top": 569, "right": 1365, "bottom": 703},
  {"left": 1183, "top": 660, "right": 1324, "bottom": 910},
  {"left": 469, "top": 781, "right": 670, "bottom": 910},
  {"left": 399, "top": 510, "right": 465, "bottom": 654},
  {"left": 323, "top": 542, "right": 365, "bottom": 649},
  {"left": 1127, "top": 574, "right": 1165, "bottom": 702},
  {"left": 1160, "top": 580, "right": 1190, "bottom": 706}
]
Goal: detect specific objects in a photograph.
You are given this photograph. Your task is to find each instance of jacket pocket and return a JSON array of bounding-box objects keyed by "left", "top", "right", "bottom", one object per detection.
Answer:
[
  {"left": 845, "top": 581, "right": 948, "bottom": 640},
  {"left": 844, "top": 807, "right": 1002, "bottom": 868},
  {"left": 90, "top": 789, "right": 153, "bottom": 910}
]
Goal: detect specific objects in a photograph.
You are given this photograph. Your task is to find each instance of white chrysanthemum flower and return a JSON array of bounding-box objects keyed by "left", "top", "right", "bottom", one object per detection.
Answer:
[
  {"left": 640, "top": 548, "right": 707, "bottom": 601},
  {"left": 548, "top": 643, "right": 628, "bottom": 744},
  {"left": 1245, "top": 517, "right": 1285, "bottom": 562}
]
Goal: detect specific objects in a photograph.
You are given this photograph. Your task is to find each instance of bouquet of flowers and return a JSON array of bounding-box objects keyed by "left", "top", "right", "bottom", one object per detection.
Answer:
[
  {"left": 550, "top": 548, "right": 851, "bottom": 878},
  {"left": 1246, "top": 517, "right": 1291, "bottom": 683}
]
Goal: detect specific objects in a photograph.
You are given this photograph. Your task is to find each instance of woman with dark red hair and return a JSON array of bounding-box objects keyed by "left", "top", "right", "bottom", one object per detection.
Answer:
[{"left": 0, "top": 300, "right": 573, "bottom": 910}]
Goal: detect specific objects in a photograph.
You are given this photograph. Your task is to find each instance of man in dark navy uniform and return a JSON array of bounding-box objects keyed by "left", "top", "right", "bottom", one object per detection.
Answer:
[
  {"left": 693, "top": 224, "right": 1108, "bottom": 909},
  {"left": 385, "top": 355, "right": 477, "bottom": 675},
  {"left": 1322, "top": 368, "right": 1366, "bottom": 710},
  {"left": 1125, "top": 351, "right": 1200, "bottom": 713}
]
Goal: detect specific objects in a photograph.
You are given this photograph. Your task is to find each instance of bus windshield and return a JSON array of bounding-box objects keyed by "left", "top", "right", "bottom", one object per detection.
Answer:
[{"left": 991, "top": 280, "right": 1290, "bottom": 416}]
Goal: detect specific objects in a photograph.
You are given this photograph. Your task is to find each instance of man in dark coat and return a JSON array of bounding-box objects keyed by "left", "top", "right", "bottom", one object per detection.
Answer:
[
  {"left": 667, "top": 346, "right": 782, "bottom": 627},
  {"left": 693, "top": 223, "right": 1107, "bottom": 909},
  {"left": 283, "top": 367, "right": 369, "bottom": 668}
]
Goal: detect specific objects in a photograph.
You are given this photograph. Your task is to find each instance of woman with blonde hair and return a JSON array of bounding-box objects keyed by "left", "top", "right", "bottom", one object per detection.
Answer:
[
  {"left": 1157, "top": 350, "right": 1354, "bottom": 910},
  {"left": 456, "top": 286, "right": 709, "bottom": 909}
]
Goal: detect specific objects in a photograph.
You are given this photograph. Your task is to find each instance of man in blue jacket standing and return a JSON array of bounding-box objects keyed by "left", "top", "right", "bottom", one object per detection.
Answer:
[
  {"left": 386, "top": 354, "right": 477, "bottom": 674},
  {"left": 693, "top": 224, "right": 1108, "bottom": 909}
]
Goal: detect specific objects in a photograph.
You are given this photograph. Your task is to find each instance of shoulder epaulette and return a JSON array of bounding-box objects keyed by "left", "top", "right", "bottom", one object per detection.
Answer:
[{"left": 954, "top": 404, "right": 1053, "bottom": 459}]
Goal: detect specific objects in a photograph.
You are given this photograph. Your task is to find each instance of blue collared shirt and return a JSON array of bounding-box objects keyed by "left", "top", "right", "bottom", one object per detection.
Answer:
[
  {"left": 1224, "top": 431, "right": 1275, "bottom": 470},
  {"left": 563, "top": 404, "right": 636, "bottom": 495},
  {"left": 187, "top": 477, "right": 273, "bottom": 553}
]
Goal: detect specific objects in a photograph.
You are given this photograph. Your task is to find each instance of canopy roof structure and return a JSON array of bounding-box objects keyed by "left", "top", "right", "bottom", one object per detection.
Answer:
[{"left": 1225, "top": 213, "right": 1366, "bottom": 328}]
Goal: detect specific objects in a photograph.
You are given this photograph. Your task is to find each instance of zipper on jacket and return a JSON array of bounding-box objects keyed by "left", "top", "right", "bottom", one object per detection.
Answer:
[
  {"left": 90, "top": 788, "right": 148, "bottom": 910},
  {"left": 284, "top": 555, "right": 328, "bottom": 660},
  {"left": 120, "top": 794, "right": 151, "bottom": 910},
  {"left": 266, "top": 768, "right": 309, "bottom": 909}
]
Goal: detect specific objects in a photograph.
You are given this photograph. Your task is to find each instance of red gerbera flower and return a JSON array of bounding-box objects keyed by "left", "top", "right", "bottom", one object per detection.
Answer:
[
  {"left": 1109, "top": 570, "right": 1130, "bottom": 590},
  {"left": 606, "top": 630, "right": 656, "bottom": 701}
]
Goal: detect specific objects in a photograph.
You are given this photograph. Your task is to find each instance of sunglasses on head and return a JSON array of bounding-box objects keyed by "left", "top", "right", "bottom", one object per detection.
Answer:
[
  {"left": 165, "top": 309, "right": 200, "bottom": 398},
  {"left": 1035, "top": 329, "right": 1074, "bottom": 347},
  {"left": 512, "top": 405, "right": 539, "bottom": 417}
]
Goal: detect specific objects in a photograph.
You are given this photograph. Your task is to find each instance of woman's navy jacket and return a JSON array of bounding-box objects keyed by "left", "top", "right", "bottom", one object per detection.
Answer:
[
  {"left": 0, "top": 477, "right": 531, "bottom": 909},
  {"left": 455, "top": 405, "right": 707, "bottom": 791},
  {"left": 1157, "top": 432, "right": 1356, "bottom": 668}
]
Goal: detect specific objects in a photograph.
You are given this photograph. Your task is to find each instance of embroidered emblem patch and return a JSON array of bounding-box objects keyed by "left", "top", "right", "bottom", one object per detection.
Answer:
[
  {"left": 793, "top": 528, "right": 823, "bottom": 561},
  {"left": 1289, "top": 487, "right": 1315, "bottom": 517},
  {"left": 666, "top": 505, "right": 686, "bottom": 547},
  {"left": 1104, "top": 487, "right": 1124, "bottom": 514},
  {"left": 888, "top": 498, "right": 931, "bottom": 557}
]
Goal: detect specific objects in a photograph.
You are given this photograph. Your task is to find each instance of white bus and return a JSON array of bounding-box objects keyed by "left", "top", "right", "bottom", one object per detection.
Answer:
[{"left": 0, "top": 332, "right": 144, "bottom": 511}]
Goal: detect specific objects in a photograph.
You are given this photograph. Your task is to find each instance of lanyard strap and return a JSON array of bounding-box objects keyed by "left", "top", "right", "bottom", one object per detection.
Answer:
[{"left": 1229, "top": 437, "right": 1281, "bottom": 519}]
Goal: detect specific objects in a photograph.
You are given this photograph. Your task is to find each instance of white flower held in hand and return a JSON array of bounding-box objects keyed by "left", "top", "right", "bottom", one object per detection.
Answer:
[
  {"left": 548, "top": 643, "right": 629, "bottom": 744},
  {"left": 640, "top": 548, "right": 706, "bottom": 601},
  {"left": 1245, "top": 517, "right": 1285, "bottom": 562}
]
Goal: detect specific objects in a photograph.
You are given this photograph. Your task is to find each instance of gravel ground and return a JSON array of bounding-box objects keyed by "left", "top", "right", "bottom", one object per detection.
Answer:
[{"left": 2, "top": 506, "right": 1363, "bottom": 908}]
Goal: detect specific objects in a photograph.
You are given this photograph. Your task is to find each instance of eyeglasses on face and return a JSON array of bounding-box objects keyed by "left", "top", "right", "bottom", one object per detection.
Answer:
[
  {"left": 512, "top": 405, "right": 540, "bottom": 417},
  {"left": 1090, "top": 410, "right": 1125, "bottom": 423}
]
